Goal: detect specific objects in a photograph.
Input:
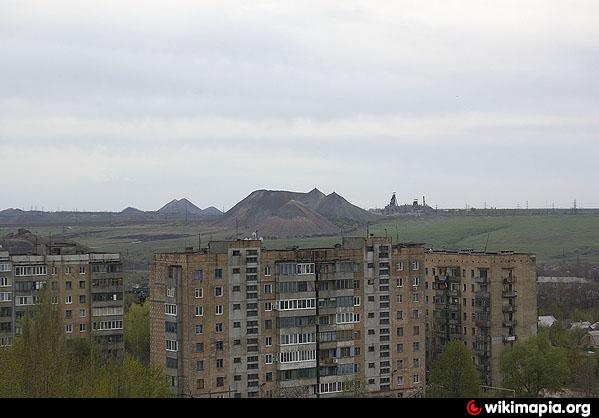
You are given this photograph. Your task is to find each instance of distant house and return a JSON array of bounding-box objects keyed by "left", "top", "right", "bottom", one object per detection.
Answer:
[
  {"left": 538, "top": 315, "right": 557, "bottom": 328},
  {"left": 591, "top": 322, "right": 599, "bottom": 331},
  {"left": 570, "top": 321, "right": 592, "bottom": 331},
  {"left": 584, "top": 331, "right": 599, "bottom": 349}
]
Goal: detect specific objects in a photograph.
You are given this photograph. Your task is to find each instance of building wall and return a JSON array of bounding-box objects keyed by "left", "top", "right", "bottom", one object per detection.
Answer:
[
  {"left": 0, "top": 251, "right": 124, "bottom": 353},
  {"left": 424, "top": 251, "right": 538, "bottom": 387},
  {"left": 150, "top": 238, "right": 427, "bottom": 398}
]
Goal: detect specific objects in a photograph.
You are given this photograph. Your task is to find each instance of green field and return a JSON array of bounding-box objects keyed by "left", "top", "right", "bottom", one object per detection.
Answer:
[
  {"left": 265, "top": 215, "right": 599, "bottom": 265},
  {"left": 8, "top": 214, "right": 599, "bottom": 268}
]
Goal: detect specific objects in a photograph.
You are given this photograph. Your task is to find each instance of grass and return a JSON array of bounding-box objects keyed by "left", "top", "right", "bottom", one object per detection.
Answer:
[{"left": 5, "top": 214, "right": 599, "bottom": 268}]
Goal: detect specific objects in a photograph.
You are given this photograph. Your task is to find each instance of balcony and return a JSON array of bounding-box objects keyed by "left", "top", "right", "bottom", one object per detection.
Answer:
[
  {"left": 475, "top": 319, "right": 491, "bottom": 328},
  {"left": 447, "top": 304, "right": 460, "bottom": 312},
  {"left": 447, "top": 289, "right": 460, "bottom": 297},
  {"left": 502, "top": 304, "right": 517, "bottom": 313},
  {"left": 475, "top": 345, "right": 491, "bottom": 358},
  {"left": 475, "top": 276, "right": 488, "bottom": 284},
  {"left": 379, "top": 253, "right": 389, "bottom": 259},
  {"left": 503, "top": 335, "right": 517, "bottom": 343},
  {"left": 503, "top": 276, "right": 515, "bottom": 284},
  {"left": 502, "top": 291, "right": 517, "bottom": 298},
  {"left": 503, "top": 320, "right": 517, "bottom": 328}
]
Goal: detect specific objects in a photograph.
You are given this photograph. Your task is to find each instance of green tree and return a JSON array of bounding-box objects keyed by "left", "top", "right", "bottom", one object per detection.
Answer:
[
  {"left": 124, "top": 301, "right": 150, "bottom": 364},
  {"left": 500, "top": 334, "right": 569, "bottom": 397},
  {"left": 0, "top": 290, "right": 170, "bottom": 398},
  {"left": 428, "top": 340, "right": 481, "bottom": 398}
]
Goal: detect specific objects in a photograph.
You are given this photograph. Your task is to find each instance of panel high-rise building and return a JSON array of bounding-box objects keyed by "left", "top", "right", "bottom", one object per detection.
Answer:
[
  {"left": 150, "top": 237, "right": 427, "bottom": 398},
  {"left": 424, "top": 250, "right": 537, "bottom": 387},
  {"left": 0, "top": 247, "right": 125, "bottom": 354}
]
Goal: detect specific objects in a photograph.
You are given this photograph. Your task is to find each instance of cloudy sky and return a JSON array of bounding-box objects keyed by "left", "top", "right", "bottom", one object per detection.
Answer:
[{"left": 1, "top": 0, "right": 598, "bottom": 212}]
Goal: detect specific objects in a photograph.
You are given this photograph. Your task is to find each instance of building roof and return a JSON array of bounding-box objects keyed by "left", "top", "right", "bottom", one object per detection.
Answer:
[
  {"left": 538, "top": 316, "right": 557, "bottom": 327},
  {"left": 537, "top": 276, "right": 590, "bottom": 284},
  {"left": 570, "top": 321, "right": 592, "bottom": 330},
  {"left": 588, "top": 331, "right": 599, "bottom": 347}
]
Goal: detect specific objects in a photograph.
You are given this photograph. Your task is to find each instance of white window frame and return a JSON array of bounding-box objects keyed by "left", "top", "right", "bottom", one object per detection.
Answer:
[
  {"left": 65, "top": 295, "right": 72, "bottom": 305},
  {"left": 215, "top": 305, "right": 223, "bottom": 316},
  {"left": 165, "top": 303, "right": 177, "bottom": 316},
  {"left": 194, "top": 288, "right": 203, "bottom": 299},
  {"left": 195, "top": 306, "right": 204, "bottom": 317}
]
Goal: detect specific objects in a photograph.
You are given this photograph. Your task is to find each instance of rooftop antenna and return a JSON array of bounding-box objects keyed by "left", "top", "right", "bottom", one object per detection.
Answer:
[{"left": 395, "top": 223, "right": 399, "bottom": 243}]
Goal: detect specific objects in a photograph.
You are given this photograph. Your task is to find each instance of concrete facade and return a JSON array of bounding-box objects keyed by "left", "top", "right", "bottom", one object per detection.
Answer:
[
  {"left": 0, "top": 250, "right": 125, "bottom": 354},
  {"left": 150, "top": 237, "right": 426, "bottom": 398},
  {"left": 424, "top": 250, "right": 538, "bottom": 387}
]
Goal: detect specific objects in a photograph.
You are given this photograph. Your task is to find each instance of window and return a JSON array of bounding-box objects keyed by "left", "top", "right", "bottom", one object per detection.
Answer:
[
  {"left": 232, "top": 268, "right": 240, "bottom": 274},
  {"left": 65, "top": 324, "right": 72, "bottom": 333},
  {"left": 413, "top": 326, "right": 420, "bottom": 336},
  {"left": 195, "top": 288, "right": 203, "bottom": 298},
  {"left": 265, "top": 354, "right": 273, "bottom": 364},
  {"left": 196, "top": 343, "right": 204, "bottom": 352},
  {"left": 65, "top": 266, "right": 72, "bottom": 275},
  {"left": 353, "top": 296, "right": 361, "bottom": 306},
  {"left": 397, "top": 375, "right": 404, "bottom": 385},
  {"left": 65, "top": 281, "right": 72, "bottom": 290},
  {"left": 215, "top": 305, "right": 223, "bottom": 315},
  {"left": 397, "top": 311, "right": 403, "bottom": 320},
  {"left": 233, "top": 322, "right": 241, "bottom": 328},
  {"left": 412, "top": 293, "right": 419, "bottom": 303},
  {"left": 265, "top": 337, "right": 272, "bottom": 347},
  {"left": 164, "top": 303, "right": 177, "bottom": 316},
  {"left": 166, "top": 287, "right": 175, "bottom": 298},
  {"left": 214, "top": 269, "right": 223, "bottom": 279},
  {"left": 215, "top": 323, "right": 223, "bottom": 333},
  {"left": 397, "top": 277, "right": 404, "bottom": 287},
  {"left": 195, "top": 324, "right": 203, "bottom": 335},
  {"left": 397, "top": 327, "right": 404, "bottom": 337},
  {"left": 412, "top": 277, "right": 419, "bottom": 287},
  {"left": 216, "top": 377, "right": 224, "bottom": 387},
  {"left": 265, "top": 320, "right": 273, "bottom": 330},
  {"left": 396, "top": 262, "right": 404, "bottom": 271},
  {"left": 79, "top": 295, "right": 86, "bottom": 304},
  {"left": 216, "top": 359, "right": 224, "bottom": 368},
  {"left": 166, "top": 340, "right": 178, "bottom": 352},
  {"left": 397, "top": 359, "right": 404, "bottom": 369},
  {"left": 265, "top": 266, "right": 272, "bottom": 276},
  {"left": 196, "top": 360, "right": 204, "bottom": 371},
  {"left": 65, "top": 295, "right": 72, "bottom": 304},
  {"left": 413, "top": 374, "right": 420, "bottom": 384},
  {"left": 195, "top": 306, "right": 203, "bottom": 317},
  {"left": 79, "top": 266, "right": 85, "bottom": 274},
  {"left": 266, "top": 372, "right": 273, "bottom": 382},
  {"left": 80, "top": 309, "right": 86, "bottom": 318},
  {"left": 265, "top": 302, "right": 273, "bottom": 311},
  {"left": 79, "top": 323, "right": 86, "bottom": 332},
  {"left": 413, "top": 342, "right": 420, "bottom": 352},
  {"left": 264, "top": 284, "right": 272, "bottom": 293},
  {"left": 165, "top": 322, "right": 177, "bottom": 333},
  {"left": 233, "top": 285, "right": 240, "bottom": 292},
  {"left": 397, "top": 344, "right": 404, "bottom": 353},
  {"left": 413, "top": 358, "right": 420, "bottom": 368},
  {"left": 195, "top": 270, "right": 203, "bottom": 280},
  {"left": 197, "top": 379, "right": 204, "bottom": 390},
  {"left": 412, "top": 309, "right": 419, "bottom": 320},
  {"left": 411, "top": 261, "right": 420, "bottom": 271},
  {"left": 215, "top": 287, "right": 223, "bottom": 297}
]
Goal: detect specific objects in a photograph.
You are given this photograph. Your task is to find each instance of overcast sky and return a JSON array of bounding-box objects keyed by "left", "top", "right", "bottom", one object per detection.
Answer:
[{"left": 1, "top": 0, "right": 598, "bottom": 212}]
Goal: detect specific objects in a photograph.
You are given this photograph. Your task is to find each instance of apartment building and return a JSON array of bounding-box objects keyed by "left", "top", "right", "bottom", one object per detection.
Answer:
[
  {"left": 0, "top": 248, "right": 125, "bottom": 354},
  {"left": 150, "top": 237, "right": 426, "bottom": 398},
  {"left": 424, "top": 250, "right": 537, "bottom": 387}
]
